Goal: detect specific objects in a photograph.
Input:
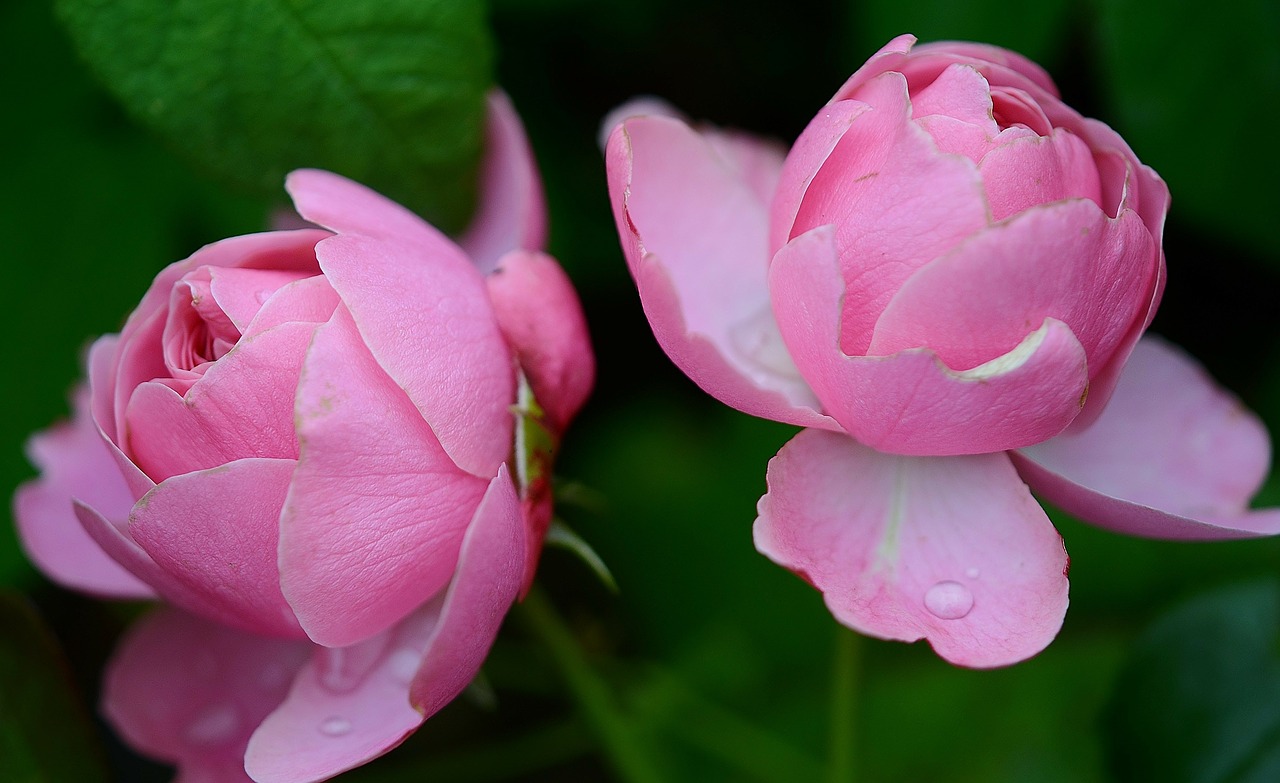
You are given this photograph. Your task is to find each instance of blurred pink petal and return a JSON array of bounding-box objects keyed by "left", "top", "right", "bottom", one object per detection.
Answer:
[
  {"left": 770, "top": 226, "right": 1089, "bottom": 454},
  {"left": 131, "top": 458, "right": 304, "bottom": 639},
  {"left": 103, "top": 607, "right": 309, "bottom": 783},
  {"left": 755, "top": 429, "right": 1068, "bottom": 667},
  {"left": 1016, "top": 336, "right": 1280, "bottom": 539},
  {"left": 281, "top": 305, "right": 488, "bottom": 648},
  {"left": 13, "top": 387, "right": 152, "bottom": 598},
  {"left": 458, "top": 91, "right": 548, "bottom": 273}
]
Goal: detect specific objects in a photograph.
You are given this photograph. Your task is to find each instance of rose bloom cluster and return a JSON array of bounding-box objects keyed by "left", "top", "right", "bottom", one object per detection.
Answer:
[
  {"left": 16, "top": 93, "right": 593, "bottom": 782},
  {"left": 605, "top": 35, "right": 1280, "bottom": 666}
]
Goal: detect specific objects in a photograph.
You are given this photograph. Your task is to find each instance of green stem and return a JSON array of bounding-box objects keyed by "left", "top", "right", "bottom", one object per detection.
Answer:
[
  {"left": 828, "top": 626, "right": 863, "bottom": 783},
  {"left": 517, "top": 587, "right": 663, "bottom": 783}
]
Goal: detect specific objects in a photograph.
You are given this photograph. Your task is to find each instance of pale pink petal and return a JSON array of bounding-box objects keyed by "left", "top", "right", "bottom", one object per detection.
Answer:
[
  {"left": 1015, "top": 336, "right": 1280, "bottom": 539},
  {"left": 125, "top": 321, "right": 315, "bottom": 483},
  {"left": 755, "top": 429, "right": 1069, "bottom": 668},
  {"left": 130, "top": 458, "right": 304, "bottom": 639},
  {"left": 979, "top": 129, "right": 1103, "bottom": 221},
  {"left": 598, "top": 96, "right": 685, "bottom": 151},
  {"left": 606, "top": 114, "right": 833, "bottom": 428},
  {"left": 789, "top": 72, "right": 990, "bottom": 355},
  {"left": 770, "top": 227, "right": 1090, "bottom": 454},
  {"left": 829, "top": 34, "right": 919, "bottom": 103},
  {"left": 409, "top": 465, "right": 524, "bottom": 715},
  {"left": 245, "top": 608, "right": 436, "bottom": 783},
  {"left": 242, "top": 275, "right": 340, "bottom": 338},
  {"left": 313, "top": 231, "right": 513, "bottom": 479},
  {"left": 486, "top": 250, "right": 594, "bottom": 432},
  {"left": 280, "top": 305, "right": 489, "bottom": 648},
  {"left": 458, "top": 91, "right": 548, "bottom": 274},
  {"left": 285, "top": 170, "right": 445, "bottom": 250},
  {"left": 14, "top": 387, "right": 152, "bottom": 598},
  {"left": 246, "top": 468, "right": 523, "bottom": 783},
  {"left": 700, "top": 129, "right": 787, "bottom": 212},
  {"left": 869, "top": 201, "right": 1157, "bottom": 374},
  {"left": 209, "top": 268, "right": 314, "bottom": 333},
  {"left": 769, "top": 99, "right": 871, "bottom": 256},
  {"left": 103, "top": 607, "right": 310, "bottom": 783}
]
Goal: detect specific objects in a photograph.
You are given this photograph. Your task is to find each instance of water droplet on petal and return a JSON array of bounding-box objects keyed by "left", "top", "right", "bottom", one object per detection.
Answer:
[
  {"left": 388, "top": 649, "right": 421, "bottom": 685},
  {"left": 965, "top": 567, "right": 980, "bottom": 580},
  {"left": 924, "top": 580, "right": 974, "bottom": 620},
  {"left": 319, "top": 716, "right": 351, "bottom": 737},
  {"left": 254, "top": 289, "right": 273, "bottom": 304},
  {"left": 186, "top": 705, "right": 239, "bottom": 745}
]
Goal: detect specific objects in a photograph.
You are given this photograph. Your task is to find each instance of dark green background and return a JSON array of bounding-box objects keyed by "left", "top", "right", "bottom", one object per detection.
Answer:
[{"left": 3, "top": 0, "right": 1279, "bottom": 780}]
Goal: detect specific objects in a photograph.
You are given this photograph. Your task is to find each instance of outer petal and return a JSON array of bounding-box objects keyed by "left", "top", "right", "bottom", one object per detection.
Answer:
[
  {"left": 130, "top": 458, "right": 305, "bottom": 639},
  {"left": 280, "top": 305, "right": 489, "bottom": 648},
  {"left": 1015, "top": 337, "right": 1280, "bottom": 539},
  {"left": 869, "top": 200, "right": 1157, "bottom": 373},
  {"left": 246, "top": 468, "right": 523, "bottom": 783},
  {"left": 770, "top": 226, "right": 1090, "bottom": 454},
  {"left": 103, "top": 608, "right": 310, "bottom": 783},
  {"left": 13, "top": 387, "right": 153, "bottom": 597},
  {"left": 314, "top": 230, "right": 513, "bottom": 479},
  {"left": 755, "top": 429, "right": 1069, "bottom": 668},
  {"left": 486, "top": 250, "right": 594, "bottom": 432},
  {"left": 606, "top": 114, "right": 834, "bottom": 429},
  {"left": 457, "top": 91, "right": 548, "bottom": 273}
]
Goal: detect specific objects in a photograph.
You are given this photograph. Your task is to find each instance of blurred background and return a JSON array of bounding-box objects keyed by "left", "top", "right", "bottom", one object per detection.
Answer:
[{"left": 3, "top": 0, "right": 1279, "bottom": 780}]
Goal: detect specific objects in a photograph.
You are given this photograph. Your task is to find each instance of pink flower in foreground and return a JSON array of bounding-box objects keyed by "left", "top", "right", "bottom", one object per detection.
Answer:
[
  {"left": 604, "top": 35, "right": 1280, "bottom": 667},
  {"left": 15, "top": 92, "right": 593, "bottom": 782}
]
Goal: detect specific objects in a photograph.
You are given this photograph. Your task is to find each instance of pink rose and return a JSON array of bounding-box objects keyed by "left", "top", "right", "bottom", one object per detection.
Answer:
[
  {"left": 15, "top": 92, "right": 593, "bottom": 782},
  {"left": 605, "top": 35, "right": 1280, "bottom": 666}
]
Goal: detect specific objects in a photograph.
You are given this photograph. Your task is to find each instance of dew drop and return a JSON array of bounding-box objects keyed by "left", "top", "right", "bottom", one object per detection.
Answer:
[
  {"left": 186, "top": 705, "right": 239, "bottom": 745},
  {"left": 924, "top": 580, "right": 974, "bottom": 620},
  {"left": 254, "top": 289, "right": 273, "bottom": 304},
  {"left": 319, "top": 716, "right": 352, "bottom": 737},
  {"left": 965, "top": 567, "right": 980, "bottom": 580}
]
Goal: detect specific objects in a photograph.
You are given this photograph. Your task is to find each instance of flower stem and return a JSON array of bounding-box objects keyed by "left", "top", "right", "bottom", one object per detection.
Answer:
[
  {"left": 828, "top": 626, "right": 863, "bottom": 783},
  {"left": 517, "top": 587, "right": 663, "bottom": 783}
]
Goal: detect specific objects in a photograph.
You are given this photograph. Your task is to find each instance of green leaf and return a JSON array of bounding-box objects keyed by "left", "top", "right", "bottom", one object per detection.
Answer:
[
  {"left": 1097, "top": 0, "right": 1280, "bottom": 262},
  {"left": 0, "top": 592, "right": 109, "bottom": 783},
  {"left": 56, "top": 0, "right": 493, "bottom": 231},
  {"left": 1105, "top": 580, "right": 1280, "bottom": 783}
]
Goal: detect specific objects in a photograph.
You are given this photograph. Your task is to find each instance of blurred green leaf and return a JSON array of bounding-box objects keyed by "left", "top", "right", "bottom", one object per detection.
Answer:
[
  {"left": 1106, "top": 579, "right": 1280, "bottom": 783},
  {"left": 56, "top": 0, "right": 492, "bottom": 231},
  {"left": 845, "top": 0, "right": 1072, "bottom": 71},
  {"left": 0, "top": 592, "right": 108, "bottom": 783},
  {"left": 1097, "top": 0, "right": 1280, "bottom": 262}
]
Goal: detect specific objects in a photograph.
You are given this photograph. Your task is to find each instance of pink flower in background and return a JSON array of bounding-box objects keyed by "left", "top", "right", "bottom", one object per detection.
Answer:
[
  {"left": 604, "top": 34, "right": 1280, "bottom": 666},
  {"left": 15, "top": 92, "right": 593, "bottom": 782}
]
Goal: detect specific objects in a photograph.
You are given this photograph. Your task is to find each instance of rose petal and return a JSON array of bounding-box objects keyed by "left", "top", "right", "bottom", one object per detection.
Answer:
[
  {"left": 103, "top": 607, "right": 309, "bottom": 783},
  {"left": 755, "top": 429, "right": 1069, "bottom": 668},
  {"left": 486, "top": 250, "right": 594, "bottom": 432},
  {"left": 1015, "top": 336, "right": 1280, "bottom": 539},
  {"left": 280, "top": 305, "right": 489, "bottom": 648},
  {"left": 788, "top": 72, "right": 990, "bottom": 354},
  {"left": 409, "top": 465, "right": 525, "bottom": 715},
  {"left": 285, "top": 170, "right": 445, "bottom": 251},
  {"left": 245, "top": 467, "right": 523, "bottom": 783},
  {"left": 312, "top": 230, "right": 514, "bottom": 479},
  {"left": 14, "top": 387, "right": 152, "bottom": 598},
  {"left": 457, "top": 91, "right": 548, "bottom": 274},
  {"left": 979, "top": 129, "right": 1104, "bottom": 221},
  {"left": 869, "top": 200, "right": 1157, "bottom": 375},
  {"left": 606, "top": 113, "right": 834, "bottom": 428},
  {"left": 126, "top": 321, "right": 315, "bottom": 483},
  {"left": 208, "top": 268, "right": 315, "bottom": 333},
  {"left": 770, "top": 226, "right": 1090, "bottom": 454},
  {"left": 130, "top": 458, "right": 304, "bottom": 639}
]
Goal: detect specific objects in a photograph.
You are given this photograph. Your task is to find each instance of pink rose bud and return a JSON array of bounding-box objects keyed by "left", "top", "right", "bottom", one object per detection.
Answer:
[
  {"left": 15, "top": 92, "right": 593, "bottom": 782},
  {"left": 605, "top": 35, "right": 1280, "bottom": 667}
]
